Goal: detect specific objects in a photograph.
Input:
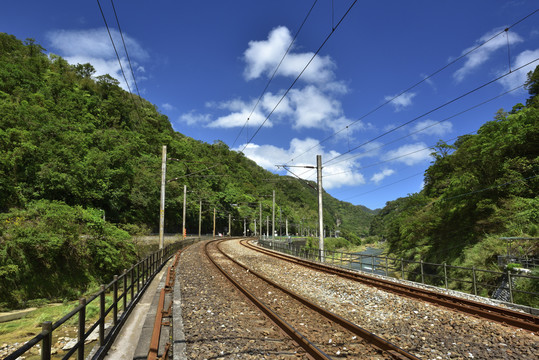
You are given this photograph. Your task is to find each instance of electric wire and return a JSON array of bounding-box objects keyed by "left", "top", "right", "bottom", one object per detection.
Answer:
[
  {"left": 284, "top": 8, "right": 539, "bottom": 165},
  {"left": 110, "top": 0, "right": 143, "bottom": 101},
  {"left": 293, "top": 83, "right": 525, "bottom": 180},
  {"left": 239, "top": 0, "right": 358, "bottom": 154},
  {"left": 323, "top": 57, "right": 539, "bottom": 166},
  {"left": 231, "top": 0, "right": 319, "bottom": 148},
  {"left": 96, "top": 0, "right": 142, "bottom": 122},
  {"left": 326, "top": 84, "right": 525, "bottom": 168}
]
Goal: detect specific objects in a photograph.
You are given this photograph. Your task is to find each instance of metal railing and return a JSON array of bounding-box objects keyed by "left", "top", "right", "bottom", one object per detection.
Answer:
[
  {"left": 258, "top": 239, "right": 538, "bottom": 308},
  {"left": 6, "top": 237, "right": 200, "bottom": 360}
]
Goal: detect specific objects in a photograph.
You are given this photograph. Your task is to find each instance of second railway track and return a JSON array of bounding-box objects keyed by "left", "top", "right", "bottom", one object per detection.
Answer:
[
  {"left": 205, "top": 239, "right": 420, "bottom": 359},
  {"left": 241, "top": 239, "right": 539, "bottom": 333}
]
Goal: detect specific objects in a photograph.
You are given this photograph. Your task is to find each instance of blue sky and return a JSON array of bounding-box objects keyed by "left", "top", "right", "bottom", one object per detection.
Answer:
[{"left": 2, "top": 1, "right": 538, "bottom": 210}]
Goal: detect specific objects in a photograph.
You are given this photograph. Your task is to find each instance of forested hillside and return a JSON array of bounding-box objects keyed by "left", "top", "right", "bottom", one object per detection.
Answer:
[
  {"left": 370, "top": 66, "right": 539, "bottom": 271},
  {"left": 0, "top": 34, "right": 373, "bottom": 308}
]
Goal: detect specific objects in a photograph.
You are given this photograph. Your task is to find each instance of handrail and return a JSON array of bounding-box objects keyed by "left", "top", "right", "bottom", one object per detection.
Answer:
[{"left": 5, "top": 237, "right": 200, "bottom": 360}]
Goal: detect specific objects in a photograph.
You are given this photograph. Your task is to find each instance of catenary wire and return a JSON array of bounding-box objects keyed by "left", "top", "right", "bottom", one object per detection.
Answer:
[
  {"left": 323, "top": 57, "right": 539, "bottom": 166},
  {"left": 284, "top": 8, "right": 539, "bottom": 165},
  {"left": 293, "top": 83, "right": 525, "bottom": 180},
  {"left": 110, "top": 0, "right": 143, "bottom": 102},
  {"left": 96, "top": 0, "right": 142, "bottom": 122},
  {"left": 231, "top": 0, "right": 319, "bottom": 148},
  {"left": 239, "top": 0, "right": 358, "bottom": 154}
]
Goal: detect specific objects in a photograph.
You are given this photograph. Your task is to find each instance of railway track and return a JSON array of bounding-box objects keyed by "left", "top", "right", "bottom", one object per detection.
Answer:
[
  {"left": 242, "top": 239, "right": 539, "bottom": 333},
  {"left": 205, "top": 239, "right": 420, "bottom": 359}
]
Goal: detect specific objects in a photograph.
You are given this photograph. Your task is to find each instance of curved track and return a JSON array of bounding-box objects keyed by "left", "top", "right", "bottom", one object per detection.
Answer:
[
  {"left": 242, "top": 240, "right": 539, "bottom": 333},
  {"left": 205, "top": 239, "right": 420, "bottom": 360}
]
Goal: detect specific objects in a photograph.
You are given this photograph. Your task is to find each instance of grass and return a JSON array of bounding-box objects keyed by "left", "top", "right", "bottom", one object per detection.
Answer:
[{"left": 0, "top": 292, "right": 120, "bottom": 351}]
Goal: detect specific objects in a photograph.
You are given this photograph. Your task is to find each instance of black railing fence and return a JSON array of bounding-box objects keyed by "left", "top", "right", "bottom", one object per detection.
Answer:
[
  {"left": 258, "top": 239, "right": 538, "bottom": 309},
  {"left": 5, "top": 237, "right": 200, "bottom": 360}
]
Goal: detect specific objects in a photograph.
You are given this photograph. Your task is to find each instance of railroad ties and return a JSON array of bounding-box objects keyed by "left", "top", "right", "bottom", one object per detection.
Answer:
[{"left": 102, "top": 237, "right": 537, "bottom": 359}]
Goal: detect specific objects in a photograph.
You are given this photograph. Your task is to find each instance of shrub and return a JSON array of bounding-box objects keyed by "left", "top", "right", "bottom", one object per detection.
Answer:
[{"left": 0, "top": 200, "right": 136, "bottom": 309}]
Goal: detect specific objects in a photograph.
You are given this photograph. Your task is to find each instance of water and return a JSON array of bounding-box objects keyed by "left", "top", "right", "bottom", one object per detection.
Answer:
[{"left": 349, "top": 247, "right": 385, "bottom": 275}]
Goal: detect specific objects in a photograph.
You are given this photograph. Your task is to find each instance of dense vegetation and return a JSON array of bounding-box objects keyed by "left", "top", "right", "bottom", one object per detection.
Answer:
[
  {"left": 0, "top": 34, "right": 373, "bottom": 308},
  {"left": 370, "top": 66, "right": 539, "bottom": 301}
]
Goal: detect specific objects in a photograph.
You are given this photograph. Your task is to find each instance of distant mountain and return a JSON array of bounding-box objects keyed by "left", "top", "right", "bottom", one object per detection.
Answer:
[{"left": 0, "top": 33, "right": 373, "bottom": 240}]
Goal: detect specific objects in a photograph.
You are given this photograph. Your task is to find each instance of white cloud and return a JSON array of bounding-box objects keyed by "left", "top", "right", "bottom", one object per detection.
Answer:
[
  {"left": 384, "top": 143, "right": 432, "bottom": 166},
  {"left": 370, "top": 169, "right": 395, "bottom": 184},
  {"left": 411, "top": 119, "right": 453, "bottom": 137},
  {"left": 178, "top": 111, "right": 212, "bottom": 126},
  {"left": 234, "top": 138, "right": 365, "bottom": 189},
  {"left": 204, "top": 85, "right": 358, "bottom": 133},
  {"left": 243, "top": 26, "right": 336, "bottom": 84},
  {"left": 384, "top": 92, "right": 416, "bottom": 111},
  {"left": 162, "top": 103, "right": 176, "bottom": 111},
  {"left": 499, "top": 49, "right": 539, "bottom": 90},
  {"left": 46, "top": 28, "right": 149, "bottom": 91},
  {"left": 453, "top": 28, "right": 523, "bottom": 82}
]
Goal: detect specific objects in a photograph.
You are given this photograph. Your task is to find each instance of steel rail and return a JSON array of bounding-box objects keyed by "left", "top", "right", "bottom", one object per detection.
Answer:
[
  {"left": 243, "top": 240, "right": 539, "bottom": 333},
  {"left": 204, "top": 239, "right": 331, "bottom": 360},
  {"left": 216, "top": 240, "right": 419, "bottom": 359}
]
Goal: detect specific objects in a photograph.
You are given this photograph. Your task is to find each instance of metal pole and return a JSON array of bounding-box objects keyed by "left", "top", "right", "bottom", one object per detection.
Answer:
[
  {"left": 286, "top": 218, "right": 288, "bottom": 236},
  {"left": 42, "top": 321, "right": 52, "bottom": 360},
  {"left": 213, "top": 207, "right": 216, "bottom": 238},
  {"left": 266, "top": 216, "right": 269, "bottom": 238},
  {"left": 272, "top": 190, "right": 275, "bottom": 240},
  {"left": 317, "top": 155, "right": 324, "bottom": 262},
  {"left": 259, "top": 201, "right": 262, "bottom": 237},
  {"left": 159, "top": 145, "right": 166, "bottom": 250},
  {"left": 78, "top": 298, "right": 86, "bottom": 360},
  {"left": 228, "top": 213, "right": 231, "bottom": 236},
  {"left": 254, "top": 219, "right": 257, "bottom": 236},
  {"left": 198, "top": 199, "right": 202, "bottom": 238},
  {"left": 182, "top": 185, "right": 187, "bottom": 240},
  {"left": 244, "top": 218, "right": 246, "bottom": 236}
]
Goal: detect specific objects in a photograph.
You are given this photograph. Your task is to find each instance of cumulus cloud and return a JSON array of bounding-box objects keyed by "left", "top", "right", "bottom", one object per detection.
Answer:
[
  {"left": 234, "top": 138, "right": 365, "bottom": 189},
  {"left": 243, "top": 26, "right": 335, "bottom": 84},
  {"left": 498, "top": 49, "right": 539, "bottom": 90},
  {"left": 178, "top": 111, "right": 212, "bottom": 126},
  {"left": 384, "top": 92, "right": 416, "bottom": 111},
  {"left": 370, "top": 169, "right": 395, "bottom": 184},
  {"left": 162, "top": 103, "right": 176, "bottom": 111},
  {"left": 203, "top": 85, "right": 357, "bottom": 133},
  {"left": 384, "top": 143, "right": 433, "bottom": 166},
  {"left": 411, "top": 119, "right": 453, "bottom": 137},
  {"left": 453, "top": 28, "right": 523, "bottom": 82},
  {"left": 46, "top": 28, "right": 149, "bottom": 91}
]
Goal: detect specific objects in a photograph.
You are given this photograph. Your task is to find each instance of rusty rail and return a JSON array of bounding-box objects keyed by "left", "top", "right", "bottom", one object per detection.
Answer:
[
  {"left": 215, "top": 240, "right": 419, "bottom": 359},
  {"left": 147, "top": 251, "right": 181, "bottom": 360},
  {"left": 245, "top": 240, "right": 539, "bottom": 333}
]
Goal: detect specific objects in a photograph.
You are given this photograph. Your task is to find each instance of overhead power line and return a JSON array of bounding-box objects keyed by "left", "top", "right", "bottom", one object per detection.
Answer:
[
  {"left": 109, "top": 0, "right": 143, "bottom": 101},
  {"left": 323, "top": 57, "right": 539, "bottom": 166},
  {"left": 231, "top": 0, "right": 319, "bottom": 148},
  {"left": 96, "top": 0, "right": 143, "bottom": 122},
  {"left": 239, "top": 0, "right": 359, "bottom": 154},
  {"left": 284, "top": 8, "right": 539, "bottom": 165}
]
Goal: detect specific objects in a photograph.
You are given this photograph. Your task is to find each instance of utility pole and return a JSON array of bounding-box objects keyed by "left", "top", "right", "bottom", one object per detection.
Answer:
[
  {"left": 286, "top": 218, "right": 288, "bottom": 236},
  {"left": 198, "top": 199, "right": 202, "bottom": 238},
  {"left": 317, "top": 155, "right": 324, "bottom": 262},
  {"left": 159, "top": 145, "right": 166, "bottom": 250},
  {"left": 266, "top": 216, "right": 269, "bottom": 238},
  {"left": 182, "top": 185, "right": 187, "bottom": 240},
  {"left": 259, "top": 201, "right": 262, "bottom": 237},
  {"left": 272, "top": 190, "right": 275, "bottom": 240},
  {"left": 228, "top": 213, "right": 231, "bottom": 237},
  {"left": 254, "top": 219, "right": 257, "bottom": 236},
  {"left": 213, "top": 207, "right": 216, "bottom": 238}
]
